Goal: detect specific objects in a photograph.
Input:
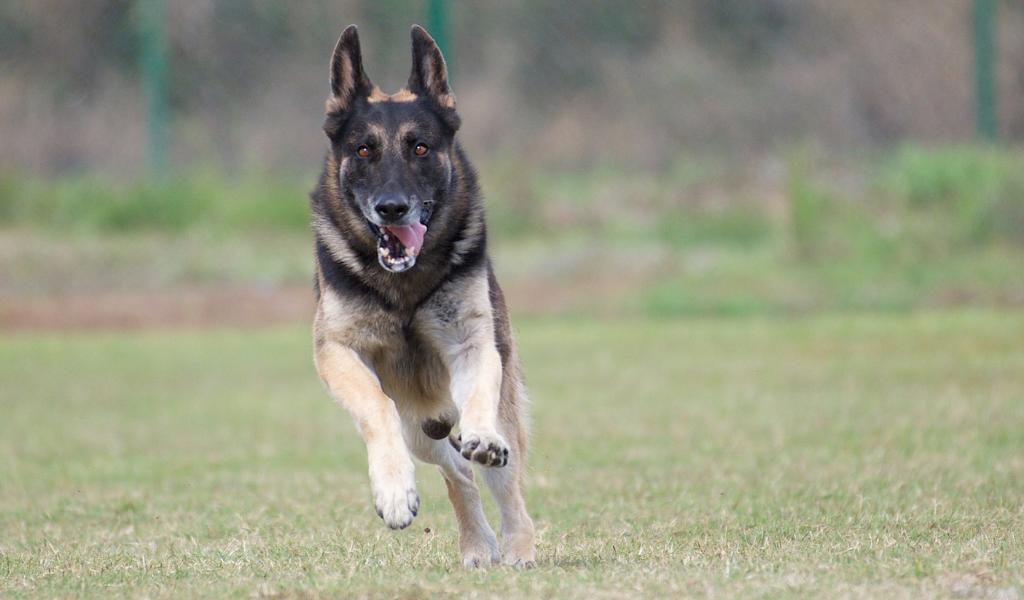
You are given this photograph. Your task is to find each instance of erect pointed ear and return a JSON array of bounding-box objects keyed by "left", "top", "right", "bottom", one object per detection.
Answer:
[
  {"left": 408, "top": 25, "right": 459, "bottom": 130},
  {"left": 325, "top": 25, "right": 372, "bottom": 126}
]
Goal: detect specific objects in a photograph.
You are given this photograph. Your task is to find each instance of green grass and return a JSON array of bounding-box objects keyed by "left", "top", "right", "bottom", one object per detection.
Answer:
[{"left": 2, "top": 313, "right": 1023, "bottom": 598}]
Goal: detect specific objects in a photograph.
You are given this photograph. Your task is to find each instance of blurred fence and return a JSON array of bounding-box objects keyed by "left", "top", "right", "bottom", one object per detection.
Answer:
[{"left": 1, "top": 0, "right": 1023, "bottom": 177}]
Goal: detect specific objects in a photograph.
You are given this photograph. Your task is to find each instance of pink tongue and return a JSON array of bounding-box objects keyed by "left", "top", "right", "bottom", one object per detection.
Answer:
[{"left": 384, "top": 222, "right": 427, "bottom": 256}]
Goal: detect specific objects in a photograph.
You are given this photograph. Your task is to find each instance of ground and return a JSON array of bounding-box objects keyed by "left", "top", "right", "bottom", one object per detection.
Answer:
[{"left": 1, "top": 312, "right": 1022, "bottom": 598}]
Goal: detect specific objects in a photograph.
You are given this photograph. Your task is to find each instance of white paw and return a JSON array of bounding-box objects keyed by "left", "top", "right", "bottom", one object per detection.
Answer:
[
  {"left": 457, "top": 429, "right": 509, "bottom": 467},
  {"left": 372, "top": 483, "right": 419, "bottom": 530},
  {"left": 369, "top": 462, "right": 418, "bottom": 529}
]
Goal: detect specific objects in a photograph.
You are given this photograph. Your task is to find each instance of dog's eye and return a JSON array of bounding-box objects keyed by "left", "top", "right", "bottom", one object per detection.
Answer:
[
  {"left": 356, "top": 145, "right": 370, "bottom": 158},
  {"left": 414, "top": 143, "right": 429, "bottom": 157}
]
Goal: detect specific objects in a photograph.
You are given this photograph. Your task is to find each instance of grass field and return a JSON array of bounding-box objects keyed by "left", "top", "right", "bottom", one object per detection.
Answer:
[{"left": 1, "top": 312, "right": 1022, "bottom": 598}]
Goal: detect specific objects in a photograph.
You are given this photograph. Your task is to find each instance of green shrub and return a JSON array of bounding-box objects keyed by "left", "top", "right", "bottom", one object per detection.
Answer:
[
  {"left": 879, "top": 145, "right": 1024, "bottom": 246},
  {"left": 656, "top": 209, "right": 773, "bottom": 249},
  {"left": 0, "top": 173, "right": 310, "bottom": 233},
  {"left": 786, "top": 152, "right": 831, "bottom": 261}
]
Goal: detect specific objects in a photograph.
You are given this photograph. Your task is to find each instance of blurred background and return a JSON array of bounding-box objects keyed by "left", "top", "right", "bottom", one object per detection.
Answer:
[{"left": 2, "top": 0, "right": 1023, "bottom": 328}]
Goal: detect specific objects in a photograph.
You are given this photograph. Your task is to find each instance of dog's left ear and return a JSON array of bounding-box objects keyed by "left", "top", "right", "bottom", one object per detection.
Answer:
[{"left": 408, "top": 25, "right": 460, "bottom": 131}]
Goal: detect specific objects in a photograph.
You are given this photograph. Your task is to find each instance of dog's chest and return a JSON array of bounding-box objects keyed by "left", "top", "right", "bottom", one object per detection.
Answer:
[{"left": 369, "top": 319, "right": 451, "bottom": 408}]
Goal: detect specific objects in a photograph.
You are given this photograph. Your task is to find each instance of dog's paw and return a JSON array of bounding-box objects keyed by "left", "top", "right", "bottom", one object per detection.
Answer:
[
  {"left": 503, "top": 546, "right": 537, "bottom": 570},
  {"left": 370, "top": 459, "right": 418, "bottom": 529},
  {"left": 369, "top": 453, "right": 418, "bottom": 529},
  {"left": 372, "top": 483, "right": 419, "bottom": 530},
  {"left": 458, "top": 429, "right": 509, "bottom": 467},
  {"left": 421, "top": 417, "right": 453, "bottom": 440},
  {"left": 502, "top": 534, "right": 537, "bottom": 569},
  {"left": 504, "top": 557, "right": 536, "bottom": 570},
  {"left": 461, "top": 546, "right": 499, "bottom": 569}
]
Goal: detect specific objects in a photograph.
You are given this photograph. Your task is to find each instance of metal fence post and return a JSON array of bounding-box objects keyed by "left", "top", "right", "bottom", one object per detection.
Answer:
[
  {"left": 972, "top": 0, "right": 997, "bottom": 141},
  {"left": 139, "top": 0, "right": 169, "bottom": 172},
  {"left": 427, "top": 0, "right": 450, "bottom": 74}
]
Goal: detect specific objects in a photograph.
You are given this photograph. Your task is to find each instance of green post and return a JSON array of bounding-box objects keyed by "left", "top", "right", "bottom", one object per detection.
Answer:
[
  {"left": 139, "top": 0, "right": 169, "bottom": 172},
  {"left": 427, "top": 0, "right": 450, "bottom": 72},
  {"left": 972, "top": 0, "right": 997, "bottom": 141}
]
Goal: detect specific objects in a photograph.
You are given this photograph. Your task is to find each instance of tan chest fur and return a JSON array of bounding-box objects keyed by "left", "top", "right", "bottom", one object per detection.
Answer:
[
  {"left": 367, "top": 321, "right": 451, "bottom": 413},
  {"left": 314, "top": 281, "right": 469, "bottom": 420}
]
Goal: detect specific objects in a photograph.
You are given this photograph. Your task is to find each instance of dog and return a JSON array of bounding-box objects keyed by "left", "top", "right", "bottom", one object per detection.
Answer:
[{"left": 309, "top": 25, "right": 536, "bottom": 569}]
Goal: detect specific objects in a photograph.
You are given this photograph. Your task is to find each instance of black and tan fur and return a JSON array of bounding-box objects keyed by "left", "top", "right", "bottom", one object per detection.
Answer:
[{"left": 310, "top": 25, "right": 535, "bottom": 568}]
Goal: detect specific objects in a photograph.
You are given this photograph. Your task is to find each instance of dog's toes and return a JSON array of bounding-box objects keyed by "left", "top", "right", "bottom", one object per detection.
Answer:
[
  {"left": 471, "top": 441, "right": 503, "bottom": 466},
  {"left": 459, "top": 436, "right": 479, "bottom": 460},
  {"left": 461, "top": 549, "right": 499, "bottom": 569},
  {"left": 373, "top": 486, "right": 419, "bottom": 530},
  {"left": 459, "top": 430, "right": 510, "bottom": 467},
  {"left": 501, "top": 533, "right": 536, "bottom": 569},
  {"left": 506, "top": 558, "right": 536, "bottom": 570}
]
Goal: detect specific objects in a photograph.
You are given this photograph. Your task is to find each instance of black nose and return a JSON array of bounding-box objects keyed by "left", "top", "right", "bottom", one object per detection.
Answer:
[{"left": 374, "top": 195, "right": 410, "bottom": 221}]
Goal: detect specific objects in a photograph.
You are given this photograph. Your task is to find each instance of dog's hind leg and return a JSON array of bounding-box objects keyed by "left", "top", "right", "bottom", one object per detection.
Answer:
[
  {"left": 440, "top": 450, "right": 500, "bottom": 568},
  {"left": 405, "top": 425, "right": 499, "bottom": 568},
  {"left": 479, "top": 428, "right": 536, "bottom": 569},
  {"left": 478, "top": 376, "right": 536, "bottom": 569}
]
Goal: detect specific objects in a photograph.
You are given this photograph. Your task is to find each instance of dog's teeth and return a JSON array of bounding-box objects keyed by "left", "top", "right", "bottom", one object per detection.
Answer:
[
  {"left": 381, "top": 247, "right": 390, "bottom": 256},
  {"left": 405, "top": 247, "right": 414, "bottom": 257}
]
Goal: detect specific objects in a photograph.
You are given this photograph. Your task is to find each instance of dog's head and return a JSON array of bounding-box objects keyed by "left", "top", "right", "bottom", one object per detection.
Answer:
[{"left": 323, "top": 25, "right": 460, "bottom": 274}]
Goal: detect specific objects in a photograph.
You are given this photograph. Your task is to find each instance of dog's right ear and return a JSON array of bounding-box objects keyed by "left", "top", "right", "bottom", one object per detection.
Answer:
[{"left": 325, "top": 25, "right": 372, "bottom": 137}]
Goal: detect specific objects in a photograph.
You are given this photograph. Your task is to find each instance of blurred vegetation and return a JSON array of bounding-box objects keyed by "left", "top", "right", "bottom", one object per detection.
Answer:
[
  {"left": 2, "top": 3, "right": 1021, "bottom": 319},
  {"left": 2, "top": 146, "right": 1021, "bottom": 314},
  {"left": 0, "top": 173, "right": 310, "bottom": 233},
  {"left": 5, "top": 145, "right": 1022, "bottom": 247},
  {"left": 879, "top": 146, "right": 1024, "bottom": 244}
]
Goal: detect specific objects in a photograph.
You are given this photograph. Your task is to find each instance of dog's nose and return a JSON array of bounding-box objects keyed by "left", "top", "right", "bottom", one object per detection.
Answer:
[{"left": 374, "top": 195, "right": 410, "bottom": 221}]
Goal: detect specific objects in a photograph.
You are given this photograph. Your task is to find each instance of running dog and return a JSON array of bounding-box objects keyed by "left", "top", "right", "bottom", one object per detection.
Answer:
[{"left": 309, "top": 25, "right": 536, "bottom": 569}]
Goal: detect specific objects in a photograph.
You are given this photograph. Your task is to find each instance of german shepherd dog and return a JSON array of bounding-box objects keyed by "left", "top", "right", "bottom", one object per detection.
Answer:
[{"left": 310, "top": 25, "right": 536, "bottom": 568}]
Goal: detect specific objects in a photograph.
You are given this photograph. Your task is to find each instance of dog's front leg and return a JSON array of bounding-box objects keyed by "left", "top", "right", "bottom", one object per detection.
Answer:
[
  {"left": 450, "top": 337, "right": 509, "bottom": 468},
  {"left": 315, "top": 341, "right": 418, "bottom": 529}
]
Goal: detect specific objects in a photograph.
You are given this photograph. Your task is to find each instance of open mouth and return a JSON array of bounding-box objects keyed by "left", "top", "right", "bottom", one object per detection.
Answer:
[{"left": 371, "top": 222, "right": 427, "bottom": 273}]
